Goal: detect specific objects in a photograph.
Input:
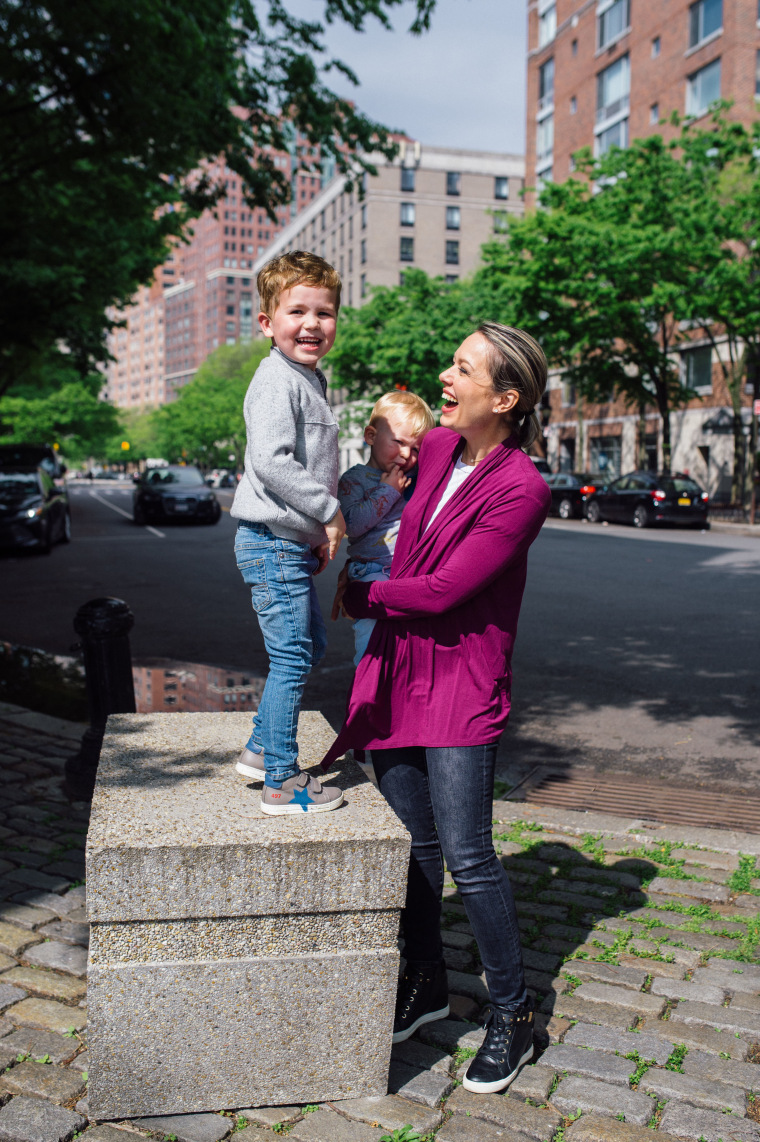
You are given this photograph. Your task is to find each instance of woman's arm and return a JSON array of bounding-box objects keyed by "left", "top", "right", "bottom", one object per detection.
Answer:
[{"left": 343, "top": 491, "right": 547, "bottom": 621}]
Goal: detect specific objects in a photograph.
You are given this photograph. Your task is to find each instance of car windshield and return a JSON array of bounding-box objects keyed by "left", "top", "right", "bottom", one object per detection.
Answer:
[
  {"left": 0, "top": 472, "right": 40, "bottom": 497},
  {"left": 145, "top": 467, "right": 203, "bottom": 486}
]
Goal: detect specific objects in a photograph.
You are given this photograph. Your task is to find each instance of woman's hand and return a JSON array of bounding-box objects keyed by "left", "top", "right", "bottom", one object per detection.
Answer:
[
  {"left": 380, "top": 463, "right": 411, "bottom": 494},
  {"left": 330, "top": 562, "right": 351, "bottom": 621}
]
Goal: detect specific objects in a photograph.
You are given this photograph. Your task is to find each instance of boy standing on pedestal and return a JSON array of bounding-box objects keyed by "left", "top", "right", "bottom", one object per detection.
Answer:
[{"left": 231, "top": 251, "right": 346, "bottom": 815}]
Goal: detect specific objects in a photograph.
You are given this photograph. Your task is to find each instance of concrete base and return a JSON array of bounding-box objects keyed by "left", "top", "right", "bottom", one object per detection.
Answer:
[{"left": 86, "top": 711, "right": 410, "bottom": 1119}]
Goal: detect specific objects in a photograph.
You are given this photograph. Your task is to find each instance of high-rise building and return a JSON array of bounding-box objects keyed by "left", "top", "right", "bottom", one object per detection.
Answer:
[
  {"left": 526, "top": 0, "right": 760, "bottom": 192},
  {"left": 252, "top": 140, "right": 524, "bottom": 311},
  {"left": 104, "top": 146, "right": 323, "bottom": 408}
]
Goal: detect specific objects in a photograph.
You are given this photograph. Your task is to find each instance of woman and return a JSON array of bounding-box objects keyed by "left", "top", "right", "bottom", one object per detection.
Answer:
[{"left": 324, "top": 322, "right": 551, "bottom": 1095}]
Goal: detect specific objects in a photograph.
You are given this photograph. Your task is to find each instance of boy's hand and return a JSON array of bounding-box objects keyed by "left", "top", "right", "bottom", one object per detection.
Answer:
[
  {"left": 380, "top": 464, "right": 411, "bottom": 494},
  {"left": 313, "top": 543, "right": 330, "bottom": 575},
  {"left": 324, "top": 507, "right": 346, "bottom": 563}
]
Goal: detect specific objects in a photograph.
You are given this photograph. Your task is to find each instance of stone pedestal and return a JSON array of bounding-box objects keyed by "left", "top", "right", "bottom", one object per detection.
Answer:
[{"left": 86, "top": 711, "right": 410, "bottom": 1119}]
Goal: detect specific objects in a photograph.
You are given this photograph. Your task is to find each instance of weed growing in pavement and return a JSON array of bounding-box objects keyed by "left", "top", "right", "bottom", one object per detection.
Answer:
[
  {"left": 492, "top": 820, "right": 544, "bottom": 847},
  {"left": 379, "top": 1128, "right": 425, "bottom": 1142},
  {"left": 727, "top": 854, "right": 760, "bottom": 896},
  {"left": 578, "top": 832, "right": 606, "bottom": 865},
  {"left": 647, "top": 1098, "right": 667, "bottom": 1128},
  {"left": 626, "top": 1051, "right": 656, "bottom": 1087},
  {"left": 552, "top": 1108, "right": 583, "bottom": 1141},
  {"left": 665, "top": 1043, "right": 688, "bottom": 1072},
  {"left": 452, "top": 1047, "right": 477, "bottom": 1069},
  {"left": 561, "top": 972, "right": 582, "bottom": 995}
]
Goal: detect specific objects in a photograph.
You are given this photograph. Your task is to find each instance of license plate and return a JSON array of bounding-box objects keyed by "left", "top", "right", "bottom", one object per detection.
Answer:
[
  {"left": 174, "top": 502, "right": 189, "bottom": 512},
  {"left": 678, "top": 497, "right": 691, "bottom": 506}
]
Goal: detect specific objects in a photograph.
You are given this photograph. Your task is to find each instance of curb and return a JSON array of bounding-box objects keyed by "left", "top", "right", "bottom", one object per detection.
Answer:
[{"left": 0, "top": 700, "right": 86, "bottom": 741}]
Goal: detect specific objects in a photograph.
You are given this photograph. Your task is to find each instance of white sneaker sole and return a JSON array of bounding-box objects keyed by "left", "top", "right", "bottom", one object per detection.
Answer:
[
  {"left": 260, "top": 790, "right": 344, "bottom": 816},
  {"left": 391, "top": 1004, "right": 450, "bottom": 1044},
  {"left": 235, "top": 760, "right": 266, "bottom": 781},
  {"left": 461, "top": 1043, "right": 535, "bottom": 1093}
]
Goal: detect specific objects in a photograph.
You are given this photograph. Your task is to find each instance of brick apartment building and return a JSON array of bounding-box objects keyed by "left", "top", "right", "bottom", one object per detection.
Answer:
[
  {"left": 253, "top": 140, "right": 524, "bottom": 310},
  {"left": 132, "top": 659, "right": 264, "bottom": 714},
  {"left": 526, "top": 0, "right": 759, "bottom": 495},
  {"left": 103, "top": 146, "right": 323, "bottom": 409}
]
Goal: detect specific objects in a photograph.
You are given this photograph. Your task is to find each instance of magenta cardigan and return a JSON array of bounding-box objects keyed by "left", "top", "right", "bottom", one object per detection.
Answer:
[{"left": 322, "top": 427, "right": 551, "bottom": 767}]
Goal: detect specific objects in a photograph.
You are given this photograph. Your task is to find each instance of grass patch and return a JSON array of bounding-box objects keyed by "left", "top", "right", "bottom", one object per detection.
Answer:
[{"left": 727, "top": 854, "right": 760, "bottom": 896}]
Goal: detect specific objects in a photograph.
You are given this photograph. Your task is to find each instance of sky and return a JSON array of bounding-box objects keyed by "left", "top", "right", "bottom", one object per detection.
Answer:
[{"left": 280, "top": 0, "right": 528, "bottom": 155}]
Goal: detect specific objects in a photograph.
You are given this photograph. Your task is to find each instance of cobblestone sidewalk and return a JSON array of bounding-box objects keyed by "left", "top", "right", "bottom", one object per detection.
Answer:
[{"left": 0, "top": 704, "right": 759, "bottom": 1142}]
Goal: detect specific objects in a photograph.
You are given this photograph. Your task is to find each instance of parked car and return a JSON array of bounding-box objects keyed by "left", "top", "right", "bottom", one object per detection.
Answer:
[
  {"left": 0, "top": 466, "right": 71, "bottom": 552},
  {"left": 585, "top": 471, "right": 709, "bottom": 528},
  {"left": 206, "top": 468, "right": 236, "bottom": 488},
  {"left": 544, "top": 472, "right": 607, "bottom": 519},
  {"left": 133, "top": 465, "right": 222, "bottom": 525},
  {"left": 0, "top": 443, "right": 66, "bottom": 484}
]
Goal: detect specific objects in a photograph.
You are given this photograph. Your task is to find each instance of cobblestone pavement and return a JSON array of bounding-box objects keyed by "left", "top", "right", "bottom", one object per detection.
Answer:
[{"left": 1, "top": 703, "right": 759, "bottom": 1142}]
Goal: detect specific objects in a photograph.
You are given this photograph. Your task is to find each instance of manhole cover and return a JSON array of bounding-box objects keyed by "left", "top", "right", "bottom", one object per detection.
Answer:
[{"left": 513, "top": 771, "right": 760, "bottom": 834}]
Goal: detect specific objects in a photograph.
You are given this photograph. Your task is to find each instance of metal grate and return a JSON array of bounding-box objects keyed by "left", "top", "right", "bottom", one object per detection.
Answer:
[{"left": 516, "top": 771, "right": 760, "bottom": 834}]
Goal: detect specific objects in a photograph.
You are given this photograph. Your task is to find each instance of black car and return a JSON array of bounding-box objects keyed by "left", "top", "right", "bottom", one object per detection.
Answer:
[
  {"left": 133, "top": 465, "right": 222, "bottom": 525},
  {"left": 544, "top": 472, "right": 606, "bottom": 519},
  {"left": 0, "top": 443, "right": 66, "bottom": 483},
  {"left": 0, "top": 467, "right": 71, "bottom": 552},
  {"left": 585, "top": 471, "right": 709, "bottom": 528}
]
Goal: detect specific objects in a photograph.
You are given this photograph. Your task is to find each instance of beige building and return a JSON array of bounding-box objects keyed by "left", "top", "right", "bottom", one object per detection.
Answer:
[{"left": 253, "top": 140, "right": 525, "bottom": 309}]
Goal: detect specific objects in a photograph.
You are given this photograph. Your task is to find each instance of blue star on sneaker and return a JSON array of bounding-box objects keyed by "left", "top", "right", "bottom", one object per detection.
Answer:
[{"left": 290, "top": 783, "right": 314, "bottom": 811}]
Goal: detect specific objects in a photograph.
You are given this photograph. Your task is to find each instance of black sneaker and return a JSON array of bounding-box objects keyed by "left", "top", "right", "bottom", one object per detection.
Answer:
[
  {"left": 392, "top": 960, "right": 450, "bottom": 1044},
  {"left": 462, "top": 997, "right": 535, "bottom": 1093}
]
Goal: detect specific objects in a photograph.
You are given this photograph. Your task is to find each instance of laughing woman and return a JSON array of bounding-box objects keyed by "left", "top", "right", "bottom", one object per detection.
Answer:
[{"left": 323, "top": 322, "right": 551, "bottom": 1093}]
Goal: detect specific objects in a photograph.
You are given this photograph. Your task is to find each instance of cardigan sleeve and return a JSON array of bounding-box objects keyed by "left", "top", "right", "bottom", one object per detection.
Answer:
[{"left": 343, "top": 489, "right": 548, "bottom": 621}]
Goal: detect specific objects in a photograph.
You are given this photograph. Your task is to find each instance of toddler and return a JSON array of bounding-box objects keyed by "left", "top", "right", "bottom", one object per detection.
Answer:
[
  {"left": 230, "top": 251, "right": 346, "bottom": 815},
  {"left": 339, "top": 391, "right": 435, "bottom": 666}
]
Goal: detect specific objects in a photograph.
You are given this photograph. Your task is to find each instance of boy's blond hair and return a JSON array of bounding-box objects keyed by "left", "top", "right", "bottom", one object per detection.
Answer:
[
  {"left": 257, "top": 251, "right": 341, "bottom": 319},
  {"left": 368, "top": 391, "right": 435, "bottom": 437}
]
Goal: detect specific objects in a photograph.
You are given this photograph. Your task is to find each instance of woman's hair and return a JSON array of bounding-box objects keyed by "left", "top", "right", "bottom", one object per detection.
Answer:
[
  {"left": 369, "top": 391, "right": 436, "bottom": 436},
  {"left": 477, "top": 322, "right": 548, "bottom": 450}
]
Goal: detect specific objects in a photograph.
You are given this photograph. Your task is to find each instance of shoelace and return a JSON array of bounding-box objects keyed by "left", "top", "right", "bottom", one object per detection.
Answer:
[
  {"left": 397, "top": 966, "right": 433, "bottom": 1019},
  {"left": 480, "top": 1006, "right": 531, "bottom": 1061}
]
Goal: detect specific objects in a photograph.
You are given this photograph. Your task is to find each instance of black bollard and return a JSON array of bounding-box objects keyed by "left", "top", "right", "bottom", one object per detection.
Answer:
[{"left": 64, "top": 597, "right": 136, "bottom": 802}]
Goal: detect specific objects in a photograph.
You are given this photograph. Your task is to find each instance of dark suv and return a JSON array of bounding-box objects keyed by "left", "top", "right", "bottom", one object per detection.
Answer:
[{"left": 585, "top": 472, "right": 709, "bottom": 528}]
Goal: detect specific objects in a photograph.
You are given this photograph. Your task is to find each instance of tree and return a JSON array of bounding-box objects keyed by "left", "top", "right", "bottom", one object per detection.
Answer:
[
  {"left": 0, "top": 374, "right": 120, "bottom": 461},
  {"left": 473, "top": 132, "right": 724, "bottom": 472},
  {"left": 328, "top": 269, "right": 480, "bottom": 407},
  {"left": 154, "top": 340, "right": 270, "bottom": 467},
  {"left": 0, "top": 0, "right": 435, "bottom": 395}
]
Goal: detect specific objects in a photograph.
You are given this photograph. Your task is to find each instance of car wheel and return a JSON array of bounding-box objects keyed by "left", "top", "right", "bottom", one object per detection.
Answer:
[
  {"left": 558, "top": 497, "right": 575, "bottom": 520},
  {"left": 586, "top": 501, "right": 602, "bottom": 524},
  {"left": 133, "top": 503, "right": 146, "bottom": 526},
  {"left": 60, "top": 510, "right": 72, "bottom": 544},
  {"left": 633, "top": 504, "right": 651, "bottom": 529}
]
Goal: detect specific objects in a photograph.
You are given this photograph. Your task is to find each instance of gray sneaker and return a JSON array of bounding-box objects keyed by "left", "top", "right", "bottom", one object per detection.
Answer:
[
  {"left": 260, "top": 771, "right": 343, "bottom": 816},
  {"left": 235, "top": 748, "right": 267, "bottom": 782}
]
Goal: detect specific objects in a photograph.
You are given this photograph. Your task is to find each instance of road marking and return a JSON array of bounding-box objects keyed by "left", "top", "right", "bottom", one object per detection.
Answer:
[{"left": 89, "top": 490, "right": 165, "bottom": 538}]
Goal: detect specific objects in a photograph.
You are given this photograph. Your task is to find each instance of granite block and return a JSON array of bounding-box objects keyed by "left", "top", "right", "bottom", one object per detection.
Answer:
[
  {"left": 640, "top": 1067, "right": 747, "bottom": 1114},
  {"left": 538, "top": 1043, "right": 635, "bottom": 1086},
  {"left": 288, "top": 1107, "right": 385, "bottom": 1142},
  {"left": 24, "top": 941, "right": 88, "bottom": 979},
  {"left": 446, "top": 1086, "right": 561, "bottom": 1138},
  {"left": 387, "top": 1059, "right": 453, "bottom": 1106},
  {"left": 86, "top": 713, "right": 410, "bottom": 921},
  {"left": 236, "top": 1107, "right": 301, "bottom": 1128},
  {"left": 0, "top": 1060, "right": 86, "bottom": 1106},
  {"left": 128, "top": 1114, "right": 230, "bottom": 1142},
  {"left": 87, "top": 712, "right": 410, "bottom": 1119},
  {"left": 37, "top": 922, "right": 89, "bottom": 948},
  {"left": 565, "top": 1115, "right": 684, "bottom": 1142},
  {"left": 658, "top": 1102, "right": 760, "bottom": 1141},
  {"left": 6, "top": 998, "right": 86, "bottom": 1034},
  {"left": 2, "top": 967, "right": 87, "bottom": 1003},
  {"left": 0, "top": 1096, "right": 85, "bottom": 1142},
  {"left": 0, "top": 984, "right": 26, "bottom": 1013},
  {"left": 550, "top": 1075, "right": 655, "bottom": 1125},
  {"left": 0, "top": 924, "right": 40, "bottom": 957},
  {"left": 563, "top": 1021, "right": 672, "bottom": 1065},
  {"left": 390, "top": 1038, "right": 452, "bottom": 1075},
  {"left": 683, "top": 1049, "right": 760, "bottom": 1089},
  {"left": 0, "top": 1029, "right": 80, "bottom": 1066}
]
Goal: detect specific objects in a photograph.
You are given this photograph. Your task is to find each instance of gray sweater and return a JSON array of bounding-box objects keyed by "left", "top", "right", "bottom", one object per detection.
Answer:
[{"left": 230, "top": 347, "right": 340, "bottom": 547}]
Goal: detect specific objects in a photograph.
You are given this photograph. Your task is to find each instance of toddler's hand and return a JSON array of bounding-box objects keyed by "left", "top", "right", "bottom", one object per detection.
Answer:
[
  {"left": 324, "top": 507, "right": 346, "bottom": 564},
  {"left": 380, "top": 464, "right": 411, "bottom": 494}
]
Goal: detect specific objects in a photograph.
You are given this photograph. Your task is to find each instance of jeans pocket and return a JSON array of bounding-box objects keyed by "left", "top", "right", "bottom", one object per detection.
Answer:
[{"left": 237, "top": 551, "right": 271, "bottom": 612}]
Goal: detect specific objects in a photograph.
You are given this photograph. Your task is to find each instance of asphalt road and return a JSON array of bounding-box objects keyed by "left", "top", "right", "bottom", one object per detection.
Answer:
[{"left": 1, "top": 481, "right": 758, "bottom": 792}]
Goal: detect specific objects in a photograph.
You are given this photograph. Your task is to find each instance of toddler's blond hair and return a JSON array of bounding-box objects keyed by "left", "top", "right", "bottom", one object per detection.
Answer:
[{"left": 368, "top": 391, "right": 435, "bottom": 437}]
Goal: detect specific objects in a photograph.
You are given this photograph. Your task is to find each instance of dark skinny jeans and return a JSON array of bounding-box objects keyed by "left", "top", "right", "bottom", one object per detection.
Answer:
[{"left": 371, "top": 743, "right": 527, "bottom": 1010}]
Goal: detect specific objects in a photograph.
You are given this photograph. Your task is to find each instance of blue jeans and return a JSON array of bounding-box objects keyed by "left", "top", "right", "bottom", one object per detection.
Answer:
[
  {"left": 347, "top": 559, "right": 388, "bottom": 666},
  {"left": 371, "top": 743, "right": 527, "bottom": 1010},
  {"left": 235, "top": 522, "right": 327, "bottom": 785}
]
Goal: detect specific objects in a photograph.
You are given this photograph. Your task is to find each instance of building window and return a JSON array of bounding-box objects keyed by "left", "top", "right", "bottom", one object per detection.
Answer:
[
  {"left": 652, "top": 35, "right": 661, "bottom": 57},
  {"left": 572, "top": 38, "right": 578, "bottom": 55},
  {"left": 400, "top": 202, "right": 416, "bottom": 226},
  {"left": 538, "top": 57, "right": 555, "bottom": 113},
  {"left": 348, "top": 281, "right": 353, "bottom": 306},
  {"left": 589, "top": 435, "right": 622, "bottom": 477},
  {"left": 597, "top": 0, "right": 630, "bottom": 50},
  {"left": 494, "top": 176, "right": 509, "bottom": 199},
  {"left": 361, "top": 204, "right": 367, "bottom": 229},
  {"left": 446, "top": 206, "right": 461, "bottom": 230},
  {"left": 536, "top": 114, "right": 554, "bottom": 164},
  {"left": 570, "top": 95, "right": 577, "bottom": 114},
  {"left": 348, "top": 248, "right": 353, "bottom": 273},
  {"left": 597, "top": 116, "right": 628, "bottom": 154},
  {"left": 538, "top": 1, "right": 557, "bottom": 47},
  {"left": 446, "top": 171, "right": 461, "bottom": 196},
  {"left": 689, "top": 0, "right": 722, "bottom": 48},
  {"left": 596, "top": 53, "right": 630, "bottom": 124},
  {"left": 682, "top": 345, "right": 713, "bottom": 391},
  {"left": 493, "top": 211, "right": 508, "bottom": 233},
  {"left": 400, "top": 236, "right": 414, "bottom": 262},
  {"left": 401, "top": 167, "right": 415, "bottom": 192},
  {"left": 445, "top": 240, "right": 460, "bottom": 265},
  {"left": 445, "top": 274, "right": 459, "bottom": 283},
  {"left": 687, "top": 57, "right": 721, "bottom": 116},
  {"left": 650, "top": 102, "right": 660, "bottom": 124},
  {"left": 360, "top": 273, "right": 366, "bottom": 298},
  {"left": 360, "top": 238, "right": 367, "bottom": 264}
]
